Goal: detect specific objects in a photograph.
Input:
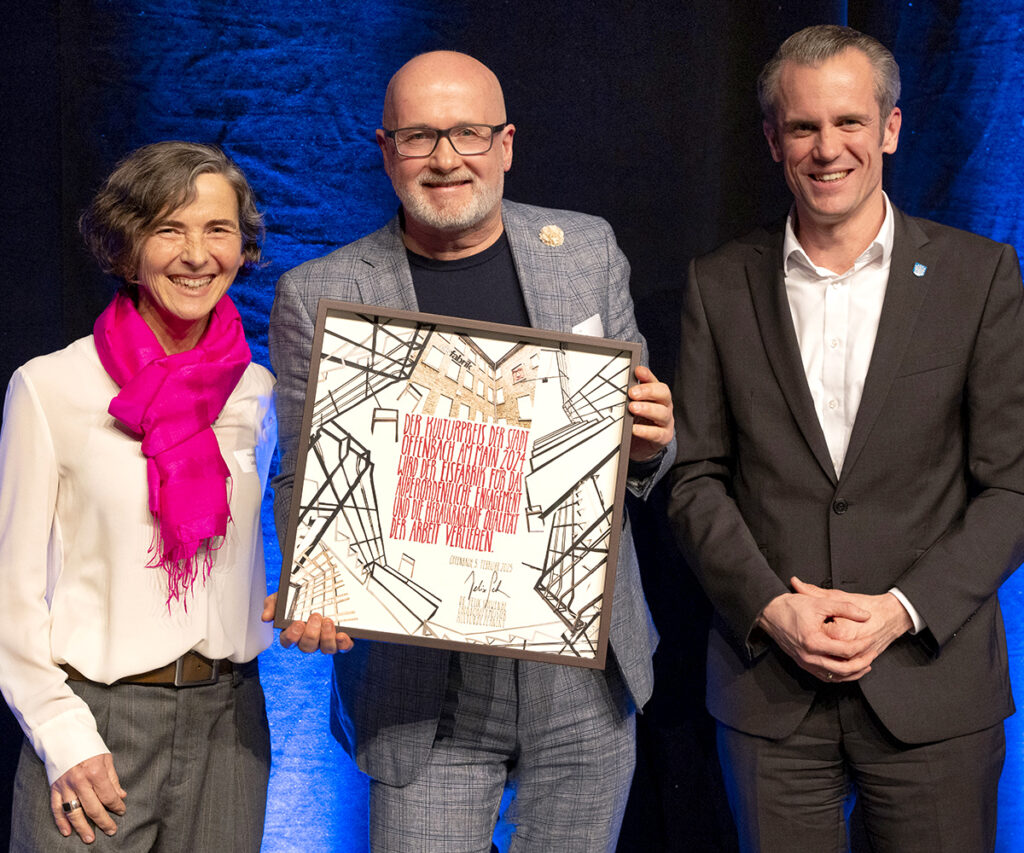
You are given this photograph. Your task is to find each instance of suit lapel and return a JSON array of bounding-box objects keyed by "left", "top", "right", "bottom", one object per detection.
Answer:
[
  {"left": 355, "top": 214, "right": 420, "bottom": 312},
  {"left": 357, "top": 205, "right": 563, "bottom": 327},
  {"left": 841, "top": 210, "right": 931, "bottom": 478},
  {"left": 747, "top": 230, "right": 838, "bottom": 483},
  {"left": 502, "top": 202, "right": 563, "bottom": 331}
]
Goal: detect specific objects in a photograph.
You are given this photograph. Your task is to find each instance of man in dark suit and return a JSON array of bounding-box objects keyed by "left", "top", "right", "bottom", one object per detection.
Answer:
[
  {"left": 265, "top": 51, "right": 674, "bottom": 851},
  {"left": 668, "top": 24, "right": 1024, "bottom": 852}
]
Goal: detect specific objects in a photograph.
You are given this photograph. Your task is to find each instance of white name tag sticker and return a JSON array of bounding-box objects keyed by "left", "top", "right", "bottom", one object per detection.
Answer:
[
  {"left": 571, "top": 313, "right": 604, "bottom": 338},
  {"left": 234, "top": 448, "right": 258, "bottom": 473}
]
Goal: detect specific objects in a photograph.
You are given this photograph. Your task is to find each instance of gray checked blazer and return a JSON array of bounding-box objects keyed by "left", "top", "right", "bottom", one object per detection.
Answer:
[{"left": 270, "top": 200, "right": 672, "bottom": 785}]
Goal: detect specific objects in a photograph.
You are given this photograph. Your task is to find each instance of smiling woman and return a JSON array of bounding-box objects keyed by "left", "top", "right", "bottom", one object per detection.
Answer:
[
  {"left": 133, "top": 173, "right": 246, "bottom": 353},
  {"left": 0, "top": 142, "right": 276, "bottom": 852}
]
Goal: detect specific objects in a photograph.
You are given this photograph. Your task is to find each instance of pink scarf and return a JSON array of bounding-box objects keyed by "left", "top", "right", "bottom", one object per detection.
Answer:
[{"left": 93, "top": 290, "right": 251, "bottom": 604}]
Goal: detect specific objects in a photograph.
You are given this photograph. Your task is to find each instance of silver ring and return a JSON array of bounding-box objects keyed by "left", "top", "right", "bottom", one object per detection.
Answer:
[{"left": 62, "top": 799, "right": 82, "bottom": 813}]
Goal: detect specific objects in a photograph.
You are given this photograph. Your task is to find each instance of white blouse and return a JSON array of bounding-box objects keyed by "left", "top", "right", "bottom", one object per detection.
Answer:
[{"left": 0, "top": 336, "right": 275, "bottom": 783}]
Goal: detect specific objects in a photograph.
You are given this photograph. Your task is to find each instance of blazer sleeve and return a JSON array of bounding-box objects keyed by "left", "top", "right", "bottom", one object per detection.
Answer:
[
  {"left": 268, "top": 267, "right": 318, "bottom": 542},
  {"left": 666, "top": 257, "right": 788, "bottom": 651},
  {"left": 894, "top": 242, "right": 1024, "bottom": 648}
]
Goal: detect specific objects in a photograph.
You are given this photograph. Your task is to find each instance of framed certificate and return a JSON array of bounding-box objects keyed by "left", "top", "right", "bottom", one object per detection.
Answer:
[{"left": 274, "top": 300, "right": 640, "bottom": 668}]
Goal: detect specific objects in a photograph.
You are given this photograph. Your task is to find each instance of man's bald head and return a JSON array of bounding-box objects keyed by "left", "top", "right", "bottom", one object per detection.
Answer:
[
  {"left": 376, "top": 51, "right": 515, "bottom": 258},
  {"left": 382, "top": 51, "right": 507, "bottom": 128}
]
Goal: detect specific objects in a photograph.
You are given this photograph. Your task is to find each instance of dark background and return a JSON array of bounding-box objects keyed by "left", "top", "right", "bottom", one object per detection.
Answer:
[{"left": 3, "top": 1, "right": 1024, "bottom": 849}]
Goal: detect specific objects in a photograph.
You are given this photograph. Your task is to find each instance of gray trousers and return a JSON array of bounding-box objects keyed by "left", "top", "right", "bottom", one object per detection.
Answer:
[
  {"left": 369, "top": 652, "right": 637, "bottom": 853},
  {"left": 717, "top": 682, "right": 1005, "bottom": 853},
  {"left": 10, "top": 660, "right": 270, "bottom": 853}
]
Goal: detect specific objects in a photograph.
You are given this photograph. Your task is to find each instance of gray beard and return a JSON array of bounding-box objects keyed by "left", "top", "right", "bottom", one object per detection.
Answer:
[{"left": 395, "top": 173, "right": 504, "bottom": 233}]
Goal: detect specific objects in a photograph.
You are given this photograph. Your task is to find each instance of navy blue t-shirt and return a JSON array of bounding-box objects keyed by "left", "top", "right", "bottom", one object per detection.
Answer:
[{"left": 406, "top": 232, "right": 530, "bottom": 327}]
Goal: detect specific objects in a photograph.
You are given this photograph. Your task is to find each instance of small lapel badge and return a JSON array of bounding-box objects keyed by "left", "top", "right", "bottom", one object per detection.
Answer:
[
  {"left": 539, "top": 225, "right": 565, "bottom": 247},
  {"left": 913, "top": 262, "right": 927, "bottom": 277}
]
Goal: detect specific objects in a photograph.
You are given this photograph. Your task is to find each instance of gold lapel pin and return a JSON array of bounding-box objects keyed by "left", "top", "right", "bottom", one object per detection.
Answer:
[{"left": 539, "top": 225, "right": 564, "bottom": 247}]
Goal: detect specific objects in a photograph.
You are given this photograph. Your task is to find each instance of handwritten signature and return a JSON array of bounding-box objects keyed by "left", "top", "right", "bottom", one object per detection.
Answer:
[{"left": 464, "top": 570, "right": 510, "bottom": 605}]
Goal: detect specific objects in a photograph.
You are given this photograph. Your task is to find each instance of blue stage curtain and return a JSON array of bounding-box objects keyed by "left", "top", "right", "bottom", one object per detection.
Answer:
[{"left": 861, "top": 3, "right": 1024, "bottom": 843}]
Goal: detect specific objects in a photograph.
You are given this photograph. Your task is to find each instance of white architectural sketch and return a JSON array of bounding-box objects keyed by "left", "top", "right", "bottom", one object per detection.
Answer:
[{"left": 279, "top": 306, "right": 635, "bottom": 666}]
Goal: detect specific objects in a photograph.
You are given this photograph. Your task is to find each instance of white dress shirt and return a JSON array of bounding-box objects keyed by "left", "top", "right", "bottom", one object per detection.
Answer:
[
  {"left": 0, "top": 336, "right": 275, "bottom": 783},
  {"left": 782, "top": 195, "right": 923, "bottom": 632}
]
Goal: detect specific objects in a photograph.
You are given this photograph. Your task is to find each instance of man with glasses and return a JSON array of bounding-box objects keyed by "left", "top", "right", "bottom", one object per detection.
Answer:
[{"left": 268, "top": 51, "right": 674, "bottom": 852}]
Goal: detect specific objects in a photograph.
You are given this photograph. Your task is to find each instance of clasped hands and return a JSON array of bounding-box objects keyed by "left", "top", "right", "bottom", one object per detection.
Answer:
[{"left": 758, "top": 576, "right": 914, "bottom": 683}]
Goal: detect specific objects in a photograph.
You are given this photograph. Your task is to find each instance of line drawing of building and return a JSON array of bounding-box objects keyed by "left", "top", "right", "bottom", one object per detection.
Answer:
[
  {"left": 397, "top": 332, "right": 543, "bottom": 427},
  {"left": 524, "top": 350, "right": 631, "bottom": 657},
  {"left": 283, "top": 310, "right": 632, "bottom": 662},
  {"left": 287, "top": 312, "right": 443, "bottom": 630}
]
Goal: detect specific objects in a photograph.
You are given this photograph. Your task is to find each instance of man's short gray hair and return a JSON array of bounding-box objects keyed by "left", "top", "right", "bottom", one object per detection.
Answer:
[{"left": 757, "top": 25, "right": 901, "bottom": 125}]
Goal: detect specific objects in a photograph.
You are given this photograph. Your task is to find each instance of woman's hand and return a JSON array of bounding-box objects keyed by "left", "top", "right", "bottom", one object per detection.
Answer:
[{"left": 50, "top": 752, "right": 126, "bottom": 843}]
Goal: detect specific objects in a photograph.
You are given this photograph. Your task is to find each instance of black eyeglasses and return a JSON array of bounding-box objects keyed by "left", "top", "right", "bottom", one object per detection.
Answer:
[{"left": 383, "top": 123, "right": 509, "bottom": 157}]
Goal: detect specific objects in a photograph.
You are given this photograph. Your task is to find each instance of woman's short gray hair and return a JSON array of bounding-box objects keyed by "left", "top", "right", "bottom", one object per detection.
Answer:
[{"left": 79, "top": 141, "right": 264, "bottom": 282}]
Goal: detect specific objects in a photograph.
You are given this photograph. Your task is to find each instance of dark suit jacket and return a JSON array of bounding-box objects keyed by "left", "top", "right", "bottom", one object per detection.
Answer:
[
  {"left": 667, "top": 206, "right": 1024, "bottom": 744},
  {"left": 270, "top": 200, "right": 672, "bottom": 784}
]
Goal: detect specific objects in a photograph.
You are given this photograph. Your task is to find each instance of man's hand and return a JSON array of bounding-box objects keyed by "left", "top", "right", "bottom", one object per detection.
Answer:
[
  {"left": 758, "top": 580, "right": 874, "bottom": 682},
  {"left": 791, "top": 577, "right": 913, "bottom": 672},
  {"left": 628, "top": 365, "right": 674, "bottom": 461},
  {"left": 50, "top": 753, "right": 126, "bottom": 844},
  {"left": 261, "top": 593, "right": 354, "bottom": 654}
]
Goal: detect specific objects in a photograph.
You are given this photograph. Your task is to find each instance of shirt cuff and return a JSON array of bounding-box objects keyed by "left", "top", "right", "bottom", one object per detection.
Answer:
[
  {"left": 626, "top": 449, "right": 664, "bottom": 493},
  {"left": 888, "top": 586, "right": 924, "bottom": 635}
]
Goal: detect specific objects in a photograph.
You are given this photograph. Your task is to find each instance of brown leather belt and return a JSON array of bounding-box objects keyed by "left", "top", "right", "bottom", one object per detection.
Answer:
[{"left": 62, "top": 651, "right": 233, "bottom": 688}]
